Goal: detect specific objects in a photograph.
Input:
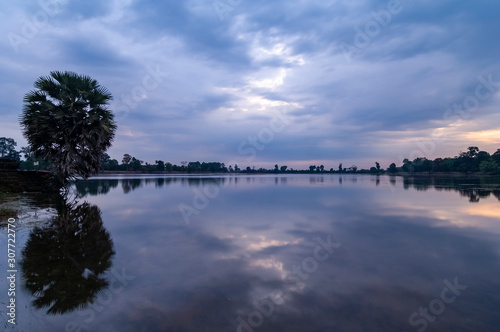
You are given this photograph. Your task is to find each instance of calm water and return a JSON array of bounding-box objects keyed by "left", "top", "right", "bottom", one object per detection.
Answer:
[{"left": 2, "top": 174, "right": 500, "bottom": 332}]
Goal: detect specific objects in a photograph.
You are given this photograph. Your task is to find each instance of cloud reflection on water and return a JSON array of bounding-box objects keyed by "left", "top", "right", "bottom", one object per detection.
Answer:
[{"left": 28, "top": 174, "right": 500, "bottom": 331}]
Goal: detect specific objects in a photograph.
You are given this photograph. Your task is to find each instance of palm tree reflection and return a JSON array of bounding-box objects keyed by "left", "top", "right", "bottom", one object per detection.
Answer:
[{"left": 21, "top": 200, "right": 115, "bottom": 315}]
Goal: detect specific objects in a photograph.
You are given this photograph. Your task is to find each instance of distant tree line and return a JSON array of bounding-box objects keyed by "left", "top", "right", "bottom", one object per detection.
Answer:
[
  {"left": 98, "top": 146, "right": 500, "bottom": 175},
  {"left": 395, "top": 146, "right": 500, "bottom": 174},
  {"left": 101, "top": 153, "right": 231, "bottom": 173},
  {"left": 2, "top": 138, "right": 499, "bottom": 175}
]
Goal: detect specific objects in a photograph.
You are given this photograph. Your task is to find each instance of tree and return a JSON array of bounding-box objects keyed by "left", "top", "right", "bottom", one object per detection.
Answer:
[
  {"left": 309, "top": 165, "right": 316, "bottom": 172},
  {"left": 479, "top": 161, "right": 499, "bottom": 173},
  {"left": 476, "top": 151, "right": 490, "bottom": 162},
  {"left": 492, "top": 149, "right": 500, "bottom": 164},
  {"left": 122, "top": 154, "right": 132, "bottom": 170},
  {"left": 100, "top": 153, "right": 111, "bottom": 170},
  {"left": 413, "top": 158, "right": 432, "bottom": 173},
  {"left": 460, "top": 146, "right": 479, "bottom": 159},
  {"left": 187, "top": 161, "right": 200, "bottom": 172},
  {"left": 155, "top": 160, "right": 165, "bottom": 171},
  {"left": 280, "top": 165, "right": 288, "bottom": 172},
  {"left": 458, "top": 146, "right": 480, "bottom": 173},
  {"left": 18, "top": 146, "right": 50, "bottom": 170},
  {"left": 99, "top": 153, "right": 119, "bottom": 171},
  {"left": 402, "top": 158, "right": 414, "bottom": 173},
  {"left": 440, "top": 158, "right": 456, "bottom": 172},
  {"left": 338, "top": 163, "right": 343, "bottom": 173},
  {"left": 20, "top": 71, "right": 116, "bottom": 186},
  {"left": 388, "top": 163, "right": 397, "bottom": 173},
  {"left": 20, "top": 146, "right": 33, "bottom": 160},
  {"left": 143, "top": 162, "right": 155, "bottom": 172},
  {"left": 375, "top": 162, "right": 380, "bottom": 171},
  {"left": 130, "top": 157, "right": 143, "bottom": 171},
  {"left": 0, "top": 137, "right": 19, "bottom": 160},
  {"left": 107, "top": 159, "right": 119, "bottom": 171}
]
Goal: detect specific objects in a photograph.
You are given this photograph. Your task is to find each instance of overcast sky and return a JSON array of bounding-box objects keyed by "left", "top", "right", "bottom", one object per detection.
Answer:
[{"left": 1, "top": 0, "right": 499, "bottom": 169}]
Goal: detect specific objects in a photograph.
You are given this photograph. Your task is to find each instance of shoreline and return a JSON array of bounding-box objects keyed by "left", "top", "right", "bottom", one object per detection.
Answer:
[{"left": 95, "top": 170, "right": 500, "bottom": 178}]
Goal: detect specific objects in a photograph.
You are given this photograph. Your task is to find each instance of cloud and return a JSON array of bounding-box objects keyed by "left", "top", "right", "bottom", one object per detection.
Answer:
[{"left": 1, "top": 0, "right": 499, "bottom": 168}]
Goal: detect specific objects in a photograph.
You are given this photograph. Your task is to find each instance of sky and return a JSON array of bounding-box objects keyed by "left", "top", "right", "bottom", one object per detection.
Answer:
[{"left": 1, "top": 0, "right": 500, "bottom": 169}]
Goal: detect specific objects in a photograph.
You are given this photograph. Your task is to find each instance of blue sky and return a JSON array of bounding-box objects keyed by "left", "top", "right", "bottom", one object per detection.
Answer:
[{"left": 1, "top": 0, "right": 499, "bottom": 169}]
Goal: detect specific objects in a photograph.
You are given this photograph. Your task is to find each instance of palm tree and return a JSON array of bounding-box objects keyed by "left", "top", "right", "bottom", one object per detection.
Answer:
[{"left": 20, "top": 71, "right": 117, "bottom": 186}]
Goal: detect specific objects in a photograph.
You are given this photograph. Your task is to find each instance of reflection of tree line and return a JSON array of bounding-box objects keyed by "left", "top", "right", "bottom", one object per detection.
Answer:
[
  {"left": 74, "top": 177, "right": 230, "bottom": 197},
  {"left": 73, "top": 176, "right": 500, "bottom": 203},
  {"left": 402, "top": 176, "right": 500, "bottom": 203},
  {"left": 21, "top": 198, "right": 115, "bottom": 315}
]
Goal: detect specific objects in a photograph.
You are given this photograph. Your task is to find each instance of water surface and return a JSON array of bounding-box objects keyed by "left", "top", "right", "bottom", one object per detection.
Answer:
[{"left": 2, "top": 174, "right": 500, "bottom": 332}]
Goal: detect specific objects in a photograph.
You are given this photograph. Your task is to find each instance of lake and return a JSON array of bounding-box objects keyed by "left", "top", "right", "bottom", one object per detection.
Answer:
[{"left": 2, "top": 174, "right": 500, "bottom": 332}]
